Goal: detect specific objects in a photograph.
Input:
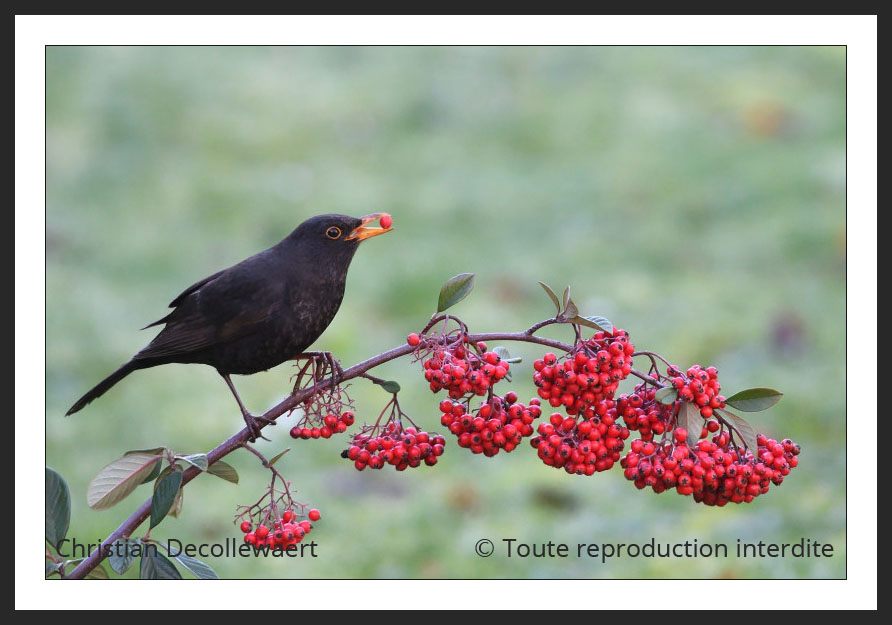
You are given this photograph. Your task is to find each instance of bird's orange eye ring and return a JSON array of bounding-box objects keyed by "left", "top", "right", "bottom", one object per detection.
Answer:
[{"left": 326, "top": 227, "right": 342, "bottom": 240}]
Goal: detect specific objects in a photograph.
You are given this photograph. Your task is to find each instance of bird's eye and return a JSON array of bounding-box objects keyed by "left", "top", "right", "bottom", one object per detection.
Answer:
[{"left": 326, "top": 227, "right": 342, "bottom": 240}]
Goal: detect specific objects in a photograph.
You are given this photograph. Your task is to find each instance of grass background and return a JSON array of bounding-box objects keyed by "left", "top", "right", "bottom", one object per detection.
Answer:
[{"left": 45, "top": 46, "right": 846, "bottom": 579}]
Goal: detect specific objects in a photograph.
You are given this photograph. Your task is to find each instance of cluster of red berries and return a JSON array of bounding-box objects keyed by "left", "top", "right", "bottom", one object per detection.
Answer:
[
  {"left": 438, "top": 392, "right": 541, "bottom": 457},
  {"left": 420, "top": 341, "right": 509, "bottom": 400},
  {"left": 668, "top": 364, "right": 726, "bottom": 420},
  {"left": 290, "top": 411, "right": 355, "bottom": 440},
  {"left": 620, "top": 430, "right": 800, "bottom": 505},
  {"left": 533, "top": 329, "right": 634, "bottom": 416},
  {"left": 239, "top": 508, "right": 321, "bottom": 549},
  {"left": 530, "top": 407, "right": 631, "bottom": 475},
  {"left": 342, "top": 423, "right": 446, "bottom": 471},
  {"left": 616, "top": 383, "right": 677, "bottom": 442}
]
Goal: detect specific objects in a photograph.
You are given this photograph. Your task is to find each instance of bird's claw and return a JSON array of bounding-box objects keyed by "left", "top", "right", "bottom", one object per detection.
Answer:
[{"left": 242, "top": 412, "right": 274, "bottom": 443}]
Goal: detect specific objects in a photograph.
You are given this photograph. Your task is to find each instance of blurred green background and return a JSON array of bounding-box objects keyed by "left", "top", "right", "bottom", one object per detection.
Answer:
[{"left": 45, "top": 46, "right": 845, "bottom": 579}]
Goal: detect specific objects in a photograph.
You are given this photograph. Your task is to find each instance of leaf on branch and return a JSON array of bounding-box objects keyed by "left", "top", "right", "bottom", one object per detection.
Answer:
[
  {"left": 45, "top": 560, "right": 63, "bottom": 578},
  {"left": 169, "top": 488, "right": 184, "bottom": 518},
  {"left": 207, "top": 460, "right": 239, "bottom": 484},
  {"left": 537, "top": 281, "right": 561, "bottom": 314},
  {"left": 567, "top": 315, "right": 613, "bottom": 334},
  {"left": 493, "top": 346, "right": 522, "bottom": 365},
  {"left": 125, "top": 447, "right": 167, "bottom": 457},
  {"left": 563, "top": 297, "right": 579, "bottom": 319},
  {"left": 140, "top": 459, "right": 162, "bottom": 484},
  {"left": 85, "top": 564, "right": 110, "bottom": 580},
  {"left": 87, "top": 453, "right": 163, "bottom": 510},
  {"left": 108, "top": 538, "right": 140, "bottom": 575},
  {"left": 45, "top": 467, "right": 70, "bottom": 550},
  {"left": 376, "top": 380, "right": 401, "bottom": 394},
  {"left": 140, "top": 550, "right": 182, "bottom": 580},
  {"left": 562, "top": 285, "right": 571, "bottom": 311},
  {"left": 176, "top": 453, "right": 209, "bottom": 472},
  {"left": 677, "top": 402, "right": 700, "bottom": 449},
  {"left": 437, "top": 273, "right": 475, "bottom": 312},
  {"left": 150, "top": 470, "right": 183, "bottom": 529},
  {"left": 725, "top": 388, "right": 784, "bottom": 412},
  {"left": 173, "top": 554, "right": 219, "bottom": 580},
  {"left": 268, "top": 448, "right": 291, "bottom": 467},
  {"left": 583, "top": 315, "right": 614, "bottom": 335},
  {"left": 654, "top": 386, "right": 678, "bottom": 405},
  {"left": 720, "top": 409, "right": 759, "bottom": 454}
]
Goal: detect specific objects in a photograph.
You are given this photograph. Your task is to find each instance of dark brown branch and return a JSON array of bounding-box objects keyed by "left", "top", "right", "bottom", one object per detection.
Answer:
[{"left": 65, "top": 329, "right": 574, "bottom": 579}]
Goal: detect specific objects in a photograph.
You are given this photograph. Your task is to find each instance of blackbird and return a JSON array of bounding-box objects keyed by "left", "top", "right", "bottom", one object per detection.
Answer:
[{"left": 66, "top": 213, "right": 393, "bottom": 440}]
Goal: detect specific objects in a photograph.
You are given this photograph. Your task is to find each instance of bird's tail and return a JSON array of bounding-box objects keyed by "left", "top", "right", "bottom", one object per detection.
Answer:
[{"left": 66, "top": 360, "right": 141, "bottom": 416}]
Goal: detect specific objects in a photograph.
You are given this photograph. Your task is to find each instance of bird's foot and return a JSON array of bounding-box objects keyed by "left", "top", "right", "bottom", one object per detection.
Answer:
[{"left": 242, "top": 411, "right": 275, "bottom": 443}]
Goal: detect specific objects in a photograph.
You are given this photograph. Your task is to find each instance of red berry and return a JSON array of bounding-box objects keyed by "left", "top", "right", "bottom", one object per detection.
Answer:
[
  {"left": 240, "top": 520, "right": 252, "bottom": 533},
  {"left": 379, "top": 214, "right": 393, "bottom": 229},
  {"left": 407, "top": 333, "right": 420, "bottom": 346},
  {"left": 308, "top": 509, "right": 321, "bottom": 522}
]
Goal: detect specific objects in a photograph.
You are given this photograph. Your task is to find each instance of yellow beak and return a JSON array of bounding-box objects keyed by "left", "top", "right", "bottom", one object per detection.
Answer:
[{"left": 345, "top": 213, "right": 393, "bottom": 242}]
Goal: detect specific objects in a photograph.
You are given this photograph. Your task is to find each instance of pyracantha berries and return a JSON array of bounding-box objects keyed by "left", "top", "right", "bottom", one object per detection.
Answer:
[
  {"left": 530, "top": 408, "right": 630, "bottom": 475},
  {"left": 533, "top": 329, "right": 634, "bottom": 416},
  {"left": 620, "top": 432, "right": 800, "bottom": 505},
  {"left": 422, "top": 342, "right": 510, "bottom": 400},
  {"left": 439, "top": 394, "right": 541, "bottom": 457},
  {"left": 342, "top": 423, "right": 446, "bottom": 471}
]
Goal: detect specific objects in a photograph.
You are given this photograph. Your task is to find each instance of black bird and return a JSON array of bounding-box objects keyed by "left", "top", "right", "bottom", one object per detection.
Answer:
[{"left": 66, "top": 213, "right": 393, "bottom": 440}]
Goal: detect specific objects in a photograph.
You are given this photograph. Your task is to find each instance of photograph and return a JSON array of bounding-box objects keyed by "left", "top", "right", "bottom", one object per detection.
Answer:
[{"left": 18, "top": 16, "right": 875, "bottom": 609}]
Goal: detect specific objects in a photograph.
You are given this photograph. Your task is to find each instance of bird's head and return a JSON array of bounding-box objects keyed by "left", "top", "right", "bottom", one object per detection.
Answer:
[{"left": 283, "top": 213, "right": 393, "bottom": 268}]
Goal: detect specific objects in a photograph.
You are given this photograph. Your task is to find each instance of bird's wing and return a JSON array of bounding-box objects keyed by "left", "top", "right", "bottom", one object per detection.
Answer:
[
  {"left": 134, "top": 255, "right": 283, "bottom": 360},
  {"left": 168, "top": 269, "right": 227, "bottom": 308},
  {"left": 141, "top": 269, "right": 227, "bottom": 330}
]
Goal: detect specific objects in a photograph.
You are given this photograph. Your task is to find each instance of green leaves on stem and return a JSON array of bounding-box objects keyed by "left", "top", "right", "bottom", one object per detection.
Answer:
[
  {"left": 437, "top": 273, "right": 475, "bottom": 312},
  {"left": 45, "top": 467, "right": 71, "bottom": 551},
  {"left": 676, "top": 402, "right": 700, "bottom": 450},
  {"left": 375, "top": 379, "right": 402, "bottom": 394},
  {"left": 538, "top": 281, "right": 613, "bottom": 334},
  {"left": 725, "top": 388, "right": 784, "bottom": 412}
]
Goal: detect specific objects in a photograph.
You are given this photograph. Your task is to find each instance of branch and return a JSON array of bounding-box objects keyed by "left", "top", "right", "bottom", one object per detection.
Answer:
[{"left": 65, "top": 329, "right": 573, "bottom": 579}]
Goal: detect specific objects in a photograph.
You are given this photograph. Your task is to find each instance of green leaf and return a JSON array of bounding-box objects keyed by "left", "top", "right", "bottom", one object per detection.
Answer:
[
  {"left": 140, "top": 550, "right": 182, "bottom": 580},
  {"left": 207, "top": 460, "right": 239, "bottom": 484},
  {"left": 567, "top": 314, "right": 613, "bottom": 334},
  {"left": 376, "top": 380, "right": 401, "bottom": 394},
  {"left": 150, "top": 470, "right": 183, "bottom": 529},
  {"left": 537, "top": 281, "right": 561, "bottom": 314},
  {"left": 85, "top": 564, "right": 109, "bottom": 580},
  {"left": 725, "top": 388, "right": 784, "bottom": 412},
  {"left": 582, "top": 315, "right": 614, "bottom": 334},
  {"left": 677, "top": 402, "right": 700, "bottom": 449},
  {"left": 437, "top": 273, "right": 475, "bottom": 312},
  {"left": 125, "top": 447, "right": 167, "bottom": 456},
  {"left": 720, "top": 409, "right": 759, "bottom": 454},
  {"left": 45, "top": 560, "right": 63, "bottom": 578},
  {"left": 176, "top": 453, "right": 208, "bottom": 472},
  {"left": 504, "top": 369, "right": 513, "bottom": 383},
  {"left": 563, "top": 297, "right": 579, "bottom": 319},
  {"left": 45, "top": 467, "right": 71, "bottom": 550},
  {"left": 108, "top": 538, "right": 140, "bottom": 575},
  {"left": 493, "top": 346, "right": 522, "bottom": 365},
  {"left": 169, "top": 489, "right": 184, "bottom": 518},
  {"left": 140, "top": 459, "right": 162, "bottom": 484},
  {"left": 268, "top": 448, "right": 291, "bottom": 467},
  {"left": 173, "top": 554, "right": 219, "bottom": 580},
  {"left": 561, "top": 285, "right": 571, "bottom": 311},
  {"left": 654, "top": 386, "right": 678, "bottom": 405},
  {"left": 87, "top": 453, "right": 163, "bottom": 510}
]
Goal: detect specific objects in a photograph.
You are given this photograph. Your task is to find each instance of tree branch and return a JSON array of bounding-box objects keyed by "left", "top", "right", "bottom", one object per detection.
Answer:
[{"left": 65, "top": 329, "right": 574, "bottom": 579}]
